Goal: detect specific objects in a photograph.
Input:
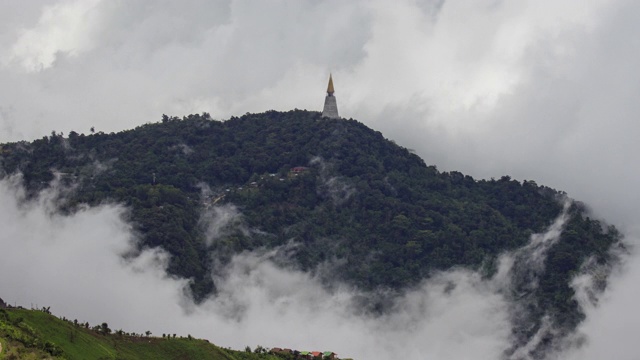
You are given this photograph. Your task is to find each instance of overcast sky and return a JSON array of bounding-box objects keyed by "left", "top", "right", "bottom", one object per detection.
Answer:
[{"left": 2, "top": 1, "right": 640, "bottom": 359}]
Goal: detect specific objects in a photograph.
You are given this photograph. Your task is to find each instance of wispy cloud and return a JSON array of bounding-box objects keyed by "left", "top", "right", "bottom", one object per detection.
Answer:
[{"left": 310, "top": 156, "right": 355, "bottom": 206}]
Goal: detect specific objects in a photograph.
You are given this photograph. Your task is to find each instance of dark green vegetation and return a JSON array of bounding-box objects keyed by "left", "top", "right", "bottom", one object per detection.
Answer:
[
  {"left": 0, "top": 307, "right": 282, "bottom": 360},
  {"left": 0, "top": 110, "right": 621, "bottom": 341}
]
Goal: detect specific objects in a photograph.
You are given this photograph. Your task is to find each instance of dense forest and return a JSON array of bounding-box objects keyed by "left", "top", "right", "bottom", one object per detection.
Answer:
[{"left": 0, "top": 110, "right": 621, "bottom": 352}]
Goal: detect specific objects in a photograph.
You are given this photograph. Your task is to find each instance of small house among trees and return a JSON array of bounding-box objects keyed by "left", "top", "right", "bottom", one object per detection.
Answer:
[
  {"left": 323, "top": 351, "right": 337, "bottom": 359},
  {"left": 270, "top": 347, "right": 340, "bottom": 359}
]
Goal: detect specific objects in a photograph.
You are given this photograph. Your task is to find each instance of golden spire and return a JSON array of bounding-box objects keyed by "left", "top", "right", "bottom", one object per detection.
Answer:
[{"left": 327, "top": 73, "right": 335, "bottom": 95}]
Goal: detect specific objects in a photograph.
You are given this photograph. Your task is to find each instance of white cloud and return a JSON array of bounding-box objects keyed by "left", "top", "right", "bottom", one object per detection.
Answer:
[
  {"left": 0, "top": 175, "right": 189, "bottom": 327},
  {"left": 201, "top": 203, "right": 247, "bottom": 246},
  {"left": 5, "top": 0, "right": 99, "bottom": 72}
]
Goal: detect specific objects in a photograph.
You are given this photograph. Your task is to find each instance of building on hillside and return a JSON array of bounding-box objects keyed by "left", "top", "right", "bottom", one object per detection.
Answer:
[
  {"left": 321, "top": 74, "right": 340, "bottom": 119},
  {"left": 323, "top": 351, "right": 338, "bottom": 359},
  {"left": 288, "top": 166, "right": 310, "bottom": 178}
]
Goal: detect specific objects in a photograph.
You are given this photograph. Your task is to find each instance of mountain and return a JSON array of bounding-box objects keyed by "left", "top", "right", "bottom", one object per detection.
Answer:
[{"left": 0, "top": 110, "right": 622, "bottom": 355}]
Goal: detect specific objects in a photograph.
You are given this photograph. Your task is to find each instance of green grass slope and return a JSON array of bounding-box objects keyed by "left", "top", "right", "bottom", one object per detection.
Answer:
[{"left": 0, "top": 308, "right": 280, "bottom": 360}]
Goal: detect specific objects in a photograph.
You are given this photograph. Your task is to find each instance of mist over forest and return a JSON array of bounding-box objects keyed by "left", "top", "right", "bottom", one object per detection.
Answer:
[
  {"left": 0, "top": 111, "right": 625, "bottom": 359},
  {"left": 3, "top": 1, "right": 640, "bottom": 359}
]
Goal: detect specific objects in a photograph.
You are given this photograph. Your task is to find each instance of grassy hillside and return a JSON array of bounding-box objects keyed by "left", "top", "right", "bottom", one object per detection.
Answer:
[{"left": 0, "top": 307, "right": 281, "bottom": 360}]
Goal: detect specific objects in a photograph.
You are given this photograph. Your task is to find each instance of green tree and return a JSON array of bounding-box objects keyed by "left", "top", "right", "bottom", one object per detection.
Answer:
[{"left": 100, "top": 322, "right": 111, "bottom": 335}]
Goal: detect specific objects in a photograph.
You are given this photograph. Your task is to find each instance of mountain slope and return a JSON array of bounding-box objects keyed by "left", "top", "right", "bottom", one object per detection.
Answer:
[
  {"left": 0, "top": 306, "right": 281, "bottom": 360},
  {"left": 0, "top": 110, "right": 622, "bottom": 355}
]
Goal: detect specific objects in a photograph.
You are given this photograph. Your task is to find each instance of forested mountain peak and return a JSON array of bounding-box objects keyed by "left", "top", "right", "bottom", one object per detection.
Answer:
[{"left": 0, "top": 110, "right": 621, "bottom": 356}]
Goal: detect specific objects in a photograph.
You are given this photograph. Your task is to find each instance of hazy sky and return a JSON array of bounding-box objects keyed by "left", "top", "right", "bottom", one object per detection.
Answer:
[{"left": 2, "top": 1, "right": 640, "bottom": 359}]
